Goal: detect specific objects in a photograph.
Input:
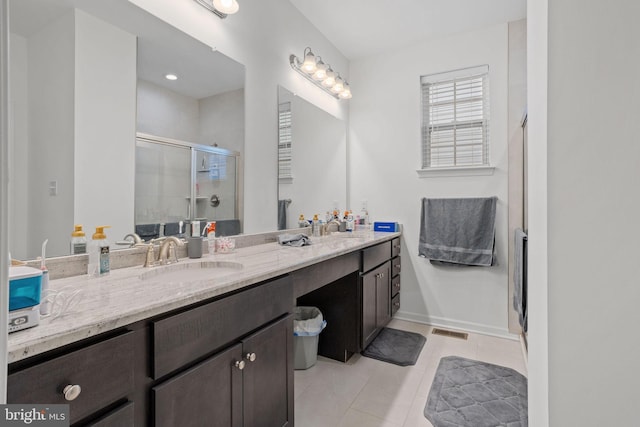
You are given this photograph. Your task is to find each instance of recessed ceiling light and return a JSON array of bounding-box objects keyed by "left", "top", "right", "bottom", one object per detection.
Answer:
[{"left": 165, "top": 74, "right": 178, "bottom": 81}]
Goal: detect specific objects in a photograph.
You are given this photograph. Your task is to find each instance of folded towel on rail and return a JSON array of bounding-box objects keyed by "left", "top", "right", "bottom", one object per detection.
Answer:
[
  {"left": 277, "top": 233, "right": 311, "bottom": 247},
  {"left": 514, "top": 228, "right": 528, "bottom": 331},
  {"left": 418, "top": 197, "right": 498, "bottom": 266}
]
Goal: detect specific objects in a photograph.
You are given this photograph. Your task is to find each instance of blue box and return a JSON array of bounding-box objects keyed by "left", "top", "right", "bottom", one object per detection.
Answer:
[
  {"left": 373, "top": 222, "right": 399, "bottom": 232},
  {"left": 9, "top": 266, "right": 42, "bottom": 311}
]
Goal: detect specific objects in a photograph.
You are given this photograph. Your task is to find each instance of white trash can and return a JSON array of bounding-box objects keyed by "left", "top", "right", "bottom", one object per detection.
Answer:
[{"left": 293, "top": 306, "right": 327, "bottom": 370}]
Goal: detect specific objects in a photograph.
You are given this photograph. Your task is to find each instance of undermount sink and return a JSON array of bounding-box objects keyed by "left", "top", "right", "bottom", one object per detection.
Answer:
[{"left": 140, "top": 261, "right": 243, "bottom": 283}]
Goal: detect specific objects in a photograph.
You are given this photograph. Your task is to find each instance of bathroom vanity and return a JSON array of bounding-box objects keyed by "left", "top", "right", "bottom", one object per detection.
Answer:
[{"left": 7, "top": 231, "right": 401, "bottom": 427}]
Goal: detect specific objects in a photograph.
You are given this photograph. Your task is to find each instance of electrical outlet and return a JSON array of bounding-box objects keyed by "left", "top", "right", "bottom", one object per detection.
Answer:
[
  {"left": 332, "top": 200, "right": 339, "bottom": 210},
  {"left": 49, "top": 181, "right": 58, "bottom": 196},
  {"left": 361, "top": 199, "right": 368, "bottom": 211}
]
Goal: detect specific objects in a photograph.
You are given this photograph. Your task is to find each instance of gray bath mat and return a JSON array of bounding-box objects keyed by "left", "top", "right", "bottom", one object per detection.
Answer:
[
  {"left": 425, "top": 356, "right": 528, "bottom": 427},
  {"left": 361, "top": 327, "right": 426, "bottom": 366}
]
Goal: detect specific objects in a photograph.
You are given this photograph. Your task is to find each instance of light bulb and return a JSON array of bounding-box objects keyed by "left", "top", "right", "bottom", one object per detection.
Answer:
[
  {"left": 331, "top": 76, "right": 344, "bottom": 93},
  {"left": 212, "top": 0, "right": 239, "bottom": 14},
  {"left": 322, "top": 69, "right": 336, "bottom": 87},
  {"left": 339, "top": 83, "right": 352, "bottom": 99},
  {"left": 313, "top": 60, "right": 327, "bottom": 81},
  {"left": 302, "top": 50, "right": 317, "bottom": 74}
]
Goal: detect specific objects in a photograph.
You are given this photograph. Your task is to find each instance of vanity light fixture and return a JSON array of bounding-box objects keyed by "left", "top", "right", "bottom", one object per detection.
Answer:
[
  {"left": 290, "top": 47, "right": 352, "bottom": 100},
  {"left": 193, "top": 0, "right": 239, "bottom": 19}
]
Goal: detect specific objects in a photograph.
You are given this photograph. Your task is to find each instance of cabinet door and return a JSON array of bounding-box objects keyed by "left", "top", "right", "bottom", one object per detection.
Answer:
[
  {"left": 375, "top": 262, "right": 392, "bottom": 328},
  {"left": 153, "top": 343, "right": 243, "bottom": 427},
  {"left": 242, "top": 315, "right": 293, "bottom": 427},
  {"left": 361, "top": 268, "right": 378, "bottom": 349}
]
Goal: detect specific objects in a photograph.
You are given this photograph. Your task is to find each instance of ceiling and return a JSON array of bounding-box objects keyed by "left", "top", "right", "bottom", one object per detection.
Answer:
[
  {"left": 9, "top": 0, "right": 244, "bottom": 99},
  {"left": 289, "top": 0, "right": 527, "bottom": 60}
]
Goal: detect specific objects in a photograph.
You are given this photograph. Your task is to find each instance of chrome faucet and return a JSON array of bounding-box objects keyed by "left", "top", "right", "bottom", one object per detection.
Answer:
[{"left": 157, "top": 236, "right": 184, "bottom": 265}]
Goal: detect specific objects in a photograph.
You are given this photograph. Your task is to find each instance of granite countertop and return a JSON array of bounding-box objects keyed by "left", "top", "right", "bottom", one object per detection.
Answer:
[{"left": 8, "top": 231, "right": 400, "bottom": 363}]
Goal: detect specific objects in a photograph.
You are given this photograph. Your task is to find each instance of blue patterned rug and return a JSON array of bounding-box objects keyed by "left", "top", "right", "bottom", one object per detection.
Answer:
[{"left": 424, "top": 356, "right": 528, "bottom": 427}]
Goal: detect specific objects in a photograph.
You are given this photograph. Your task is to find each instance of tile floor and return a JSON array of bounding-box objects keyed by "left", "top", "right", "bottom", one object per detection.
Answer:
[{"left": 294, "top": 319, "right": 527, "bottom": 427}]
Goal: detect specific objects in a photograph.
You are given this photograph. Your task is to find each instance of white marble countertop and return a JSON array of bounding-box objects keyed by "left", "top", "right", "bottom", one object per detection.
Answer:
[{"left": 8, "top": 231, "right": 400, "bottom": 363}]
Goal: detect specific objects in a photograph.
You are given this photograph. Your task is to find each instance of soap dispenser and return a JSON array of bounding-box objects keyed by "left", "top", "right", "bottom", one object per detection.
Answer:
[
  {"left": 88, "top": 226, "right": 111, "bottom": 277},
  {"left": 70, "top": 224, "right": 87, "bottom": 254}
]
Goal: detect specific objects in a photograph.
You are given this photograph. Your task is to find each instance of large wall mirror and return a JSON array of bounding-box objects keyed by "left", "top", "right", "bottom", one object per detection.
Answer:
[
  {"left": 277, "top": 86, "right": 346, "bottom": 229},
  {"left": 8, "top": 0, "right": 245, "bottom": 260}
]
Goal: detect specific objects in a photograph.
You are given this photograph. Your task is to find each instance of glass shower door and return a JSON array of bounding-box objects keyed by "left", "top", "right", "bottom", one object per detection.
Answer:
[
  {"left": 135, "top": 140, "right": 192, "bottom": 226},
  {"left": 194, "top": 149, "right": 238, "bottom": 223}
]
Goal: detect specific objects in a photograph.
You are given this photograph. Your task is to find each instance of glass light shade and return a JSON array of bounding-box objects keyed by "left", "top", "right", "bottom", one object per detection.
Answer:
[
  {"left": 302, "top": 51, "right": 317, "bottom": 73},
  {"left": 339, "top": 83, "right": 352, "bottom": 99},
  {"left": 331, "top": 76, "right": 345, "bottom": 93},
  {"left": 313, "top": 60, "right": 327, "bottom": 80},
  {"left": 212, "top": 0, "right": 239, "bottom": 14},
  {"left": 322, "top": 69, "right": 336, "bottom": 87}
]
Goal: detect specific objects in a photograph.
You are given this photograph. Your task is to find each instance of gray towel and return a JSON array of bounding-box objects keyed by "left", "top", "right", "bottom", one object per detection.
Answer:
[
  {"left": 418, "top": 197, "right": 497, "bottom": 266},
  {"left": 514, "top": 228, "right": 528, "bottom": 331},
  {"left": 277, "top": 233, "right": 311, "bottom": 247},
  {"left": 278, "top": 200, "right": 288, "bottom": 230}
]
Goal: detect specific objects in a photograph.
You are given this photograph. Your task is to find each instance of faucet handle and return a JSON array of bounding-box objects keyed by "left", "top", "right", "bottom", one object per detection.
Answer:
[{"left": 135, "top": 243, "right": 156, "bottom": 268}]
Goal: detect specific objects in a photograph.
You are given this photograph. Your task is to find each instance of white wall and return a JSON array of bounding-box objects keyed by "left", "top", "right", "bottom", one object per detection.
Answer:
[
  {"left": 544, "top": 1, "right": 640, "bottom": 426},
  {"left": 137, "top": 79, "right": 200, "bottom": 143},
  {"left": 8, "top": 34, "right": 28, "bottom": 260},
  {"left": 526, "top": 0, "right": 549, "bottom": 424},
  {"left": 74, "top": 9, "right": 136, "bottom": 248},
  {"left": 128, "top": 0, "right": 349, "bottom": 234},
  {"left": 199, "top": 88, "right": 245, "bottom": 153},
  {"left": 26, "top": 11, "right": 75, "bottom": 258},
  {"left": 349, "top": 24, "right": 511, "bottom": 337}
]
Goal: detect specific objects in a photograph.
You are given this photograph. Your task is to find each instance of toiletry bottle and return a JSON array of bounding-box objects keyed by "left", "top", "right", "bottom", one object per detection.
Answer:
[
  {"left": 70, "top": 224, "right": 87, "bottom": 254},
  {"left": 346, "top": 211, "right": 354, "bottom": 232},
  {"left": 40, "top": 239, "right": 50, "bottom": 315},
  {"left": 298, "top": 214, "right": 307, "bottom": 228},
  {"left": 88, "top": 226, "right": 111, "bottom": 277},
  {"left": 206, "top": 221, "right": 216, "bottom": 254},
  {"left": 312, "top": 214, "right": 320, "bottom": 237}
]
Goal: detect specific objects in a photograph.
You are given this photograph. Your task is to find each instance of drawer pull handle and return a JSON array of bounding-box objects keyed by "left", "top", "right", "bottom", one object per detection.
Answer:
[
  {"left": 235, "top": 360, "right": 246, "bottom": 370},
  {"left": 63, "top": 384, "right": 82, "bottom": 401},
  {"left": 394, "top": 302, "right": 400, "bottom": 308},
  {"left": 245, "top": 352, "right": 257, "bottom": 362},
  {"left": 394, "top": 264, "right": 401, "bottom": 269},
  {"left": 395, "top": 283, "right": 401, "bottom": 288},
  {"left": 393, "top": 245, "right": 400, "bottom": 249}
]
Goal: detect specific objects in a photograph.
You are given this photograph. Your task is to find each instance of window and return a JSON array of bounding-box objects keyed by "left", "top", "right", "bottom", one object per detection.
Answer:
[
  {"left": 421, "top": 65, "right": 490, "bottom": 169},
  {"left": 278, "top": 102, "right": 292, "bottom": 180}
]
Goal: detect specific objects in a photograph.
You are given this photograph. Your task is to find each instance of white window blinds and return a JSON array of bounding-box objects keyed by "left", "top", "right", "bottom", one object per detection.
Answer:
[
  {"left": 278, "top": 102, "right": 292, "bottom": 179},
  {"left": 421, "top": 65, "right": 490, "bottom": 169}
]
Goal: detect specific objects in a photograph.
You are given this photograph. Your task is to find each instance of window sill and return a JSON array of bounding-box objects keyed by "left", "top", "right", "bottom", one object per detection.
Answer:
[{"left": 416, "top": 165, "right": 495, "bottom": 178}]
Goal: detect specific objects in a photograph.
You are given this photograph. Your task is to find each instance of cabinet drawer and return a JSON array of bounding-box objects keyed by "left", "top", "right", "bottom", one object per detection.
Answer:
[
  {"left": 153, "top": 275, "right": 292, "bottom": 379},
  {"left": 391, "top": 276, "right": 401, "bottom": 298},
  {"left": 361, "top": 241, "right": 391, "bottom": 273},
  {"left": 392, "top": 294, "right": 400, "bottom": 316},
  {"left": 392, "top": 256, "right": 401, "bottom": 277},
  {"left": 8, "top": 332, "right": 134, "bottom": 425},
  {"left": 87, "top": 401, "right": 134, "bottom": 427},
  {"left": 391, "top": 237, "right": 401, "bottom": 258}
]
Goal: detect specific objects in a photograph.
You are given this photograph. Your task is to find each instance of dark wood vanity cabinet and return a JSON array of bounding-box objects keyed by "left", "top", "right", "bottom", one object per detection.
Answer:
[
  {"left": 8, "top": 275, "right": 294, "bottom": 427},
  {"left": 391, "top": 237, "right": 401, "bottom": 316},
  {"left": 360, "top": 240, "right": 395, "bottom": 349},
  {"left": 153, "top": 315, "right": 293, "bottom": 427}
]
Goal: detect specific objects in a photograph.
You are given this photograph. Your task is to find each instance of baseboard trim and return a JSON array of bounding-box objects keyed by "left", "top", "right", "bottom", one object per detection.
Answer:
[{"left": 394, "top": 310, "right": 518, "bottom": 341}]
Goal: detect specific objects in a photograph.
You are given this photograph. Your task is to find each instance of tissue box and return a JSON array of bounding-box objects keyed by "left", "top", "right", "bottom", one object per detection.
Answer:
[
  {"left": 373, "top": 222, "right": 399, "bottom": 232},
  {"left": 9, "top": 266, "right": 42, "bottom": 311}
]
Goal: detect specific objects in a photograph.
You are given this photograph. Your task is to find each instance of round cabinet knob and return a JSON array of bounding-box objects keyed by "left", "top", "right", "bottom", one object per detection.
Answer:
[
  {"left": 394, "top": 302, "right": 401, "bottom": 308},
  {"left": 235, "top": 360, "right": 246, "bottom": 370},
  {"left": 395, "top": 283, "right": 401, "bottom": 288},
  {"left": 63, "top": 384, "right": 81, "bottom": 401},
  {"left": 245, "top": 352, "right": 257, "bottom": 362}
]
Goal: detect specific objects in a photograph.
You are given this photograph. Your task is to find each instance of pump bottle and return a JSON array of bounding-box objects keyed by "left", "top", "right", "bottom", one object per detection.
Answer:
[
  {"left": 88, "top": 226, "right": 111, "bottom": 277},
  {"left": 70, "top": 224, "right": 87, "bottom": 254}
]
